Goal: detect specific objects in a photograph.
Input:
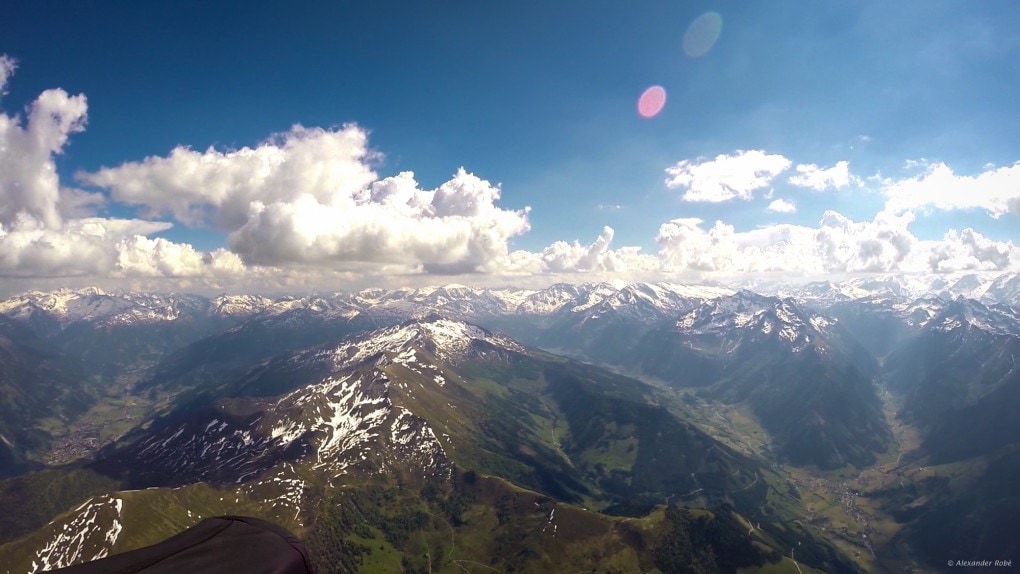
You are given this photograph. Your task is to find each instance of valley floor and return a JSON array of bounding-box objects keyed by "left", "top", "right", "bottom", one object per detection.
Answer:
[{"left": 563, "top": 359, "right": 944, "bottom": 573}]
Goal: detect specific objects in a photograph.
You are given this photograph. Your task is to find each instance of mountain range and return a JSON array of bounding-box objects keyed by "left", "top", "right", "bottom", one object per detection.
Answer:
[{"left": 0, "top": 272, "right": 1017, "bottom": 573}]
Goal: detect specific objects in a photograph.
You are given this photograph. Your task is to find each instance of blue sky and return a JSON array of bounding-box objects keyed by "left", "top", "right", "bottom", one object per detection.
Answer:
[{"left": 0, "top": 1, "right": 1018, "bottom": 291}]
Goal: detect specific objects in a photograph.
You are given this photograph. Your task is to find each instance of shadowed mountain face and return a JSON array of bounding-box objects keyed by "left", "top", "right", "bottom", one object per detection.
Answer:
[
  {"left": 828, "top": 297, "right": 1020, "bottom": 465},
  {"left": 869, "top": 299, "right": 1020, "bottom": 570},
  {"left": 0, "top": 317, "right": 94, "bottom": 477},
  {"left": 815, "top": 295, "right": 1020, "bottom": 572}
]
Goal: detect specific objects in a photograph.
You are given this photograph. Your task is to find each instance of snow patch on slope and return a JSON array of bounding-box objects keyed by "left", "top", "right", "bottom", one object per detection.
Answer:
[
  {"left": 242, "top": 464, "right": 308, "bottom": 525},
  {"left": 29, "top": 495, "right": 123, "bottom": 573}
]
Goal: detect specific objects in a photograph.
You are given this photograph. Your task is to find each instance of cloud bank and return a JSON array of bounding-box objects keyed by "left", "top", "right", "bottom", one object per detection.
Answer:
[
  {"left": 657, "top": 211, "right": 1016, "bottom": 276},
  {"left": 0, "top": 54, "right": 1017, "bottom": 291}
]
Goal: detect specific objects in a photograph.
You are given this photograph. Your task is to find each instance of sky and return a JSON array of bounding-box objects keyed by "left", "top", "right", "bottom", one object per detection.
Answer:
[{"left": 1, "top": 1, "right": 1018, "bottom": 294}]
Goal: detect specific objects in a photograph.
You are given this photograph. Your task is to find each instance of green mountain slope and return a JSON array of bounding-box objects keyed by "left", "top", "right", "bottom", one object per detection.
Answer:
[
  {"left": 501, "top": 293, "right": 891, "bottom": 470},
  {"left": 0, "top": 316, "right": 858, "bottom": 573}
]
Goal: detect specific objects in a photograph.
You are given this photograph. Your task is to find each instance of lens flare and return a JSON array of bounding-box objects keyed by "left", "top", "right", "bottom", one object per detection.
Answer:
[
  {"left": 638, "top": 85, "right": 667, "bottom": 118},
  {"left": 683, "top": 11, "right": 723, "bottom": 58}
]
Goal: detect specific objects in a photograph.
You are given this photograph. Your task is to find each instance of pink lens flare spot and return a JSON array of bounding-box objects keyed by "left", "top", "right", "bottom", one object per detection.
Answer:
[{"left": 638, "top": 85, "right": 667, "bottom": 118}]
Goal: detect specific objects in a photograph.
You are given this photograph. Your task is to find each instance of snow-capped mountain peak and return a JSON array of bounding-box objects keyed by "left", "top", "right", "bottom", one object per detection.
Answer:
[
  {"left": 928, "top": 297, "right": 1020, "bottom": 337},
  {"left": 983, "top": 272, "right": 1020, "bottom": 306},
  {"left": 570, "top": 281, "right": 629, "bottom": 314},
  {"left": 324, "top": 315, "right": 525, "bottom": 369},
  {"left": 888, "top": 296, "right": 948, "bottom": 327},
  {"left": 514, "top": 283, "right": 584, "bottom": 315},
  {"left": 210, "top": 294, "right": 277, "bottom": 318},
  {"left": 0, "top": 288, "right": 213, "bottom": 328},
  {"left": 563, "top": 281, "right": 734, "bottom": 323},
  {"left": 676, "top": 291, "right": 833, "bottom": 351}
]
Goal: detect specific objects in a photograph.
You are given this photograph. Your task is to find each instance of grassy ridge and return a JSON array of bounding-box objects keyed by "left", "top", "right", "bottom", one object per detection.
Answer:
[{"left": 303, "top": 471, "right": 781, "bottom": 574}]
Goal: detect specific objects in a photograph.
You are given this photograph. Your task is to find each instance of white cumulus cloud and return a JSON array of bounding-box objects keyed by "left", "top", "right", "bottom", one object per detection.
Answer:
[
  {"left": 0, "top": 55, "right": 15, "bottom": 95},
  {"left": 115, "top": 236, "right": 248, "bottom": 278},
  {"left": 926, "top": 228, "right": 1016, "bottom": 272},
  {"left": 80, "top": 125, "right": 379, "bottom": 229},
  {"left": 656, "top": 218, "right": 744, "bottom": 272},
  {"left": 768, "top": 198, "right": 797, "bottom": 213},
  {"left": 0, "top": 75, "right": 90, "bottom": 229},
  {"left": 3, "top": 58, "right": 537, "bottom": 282},
  {"left": 0, "top": 215, "right": 251, "bottom": 280},
  {"left": 788, "top": 161, "right": 853, "bottom": 191},
  {"left": 0, "top": 54, "right": 242, "bottom": 280},
  {"left": 814, "top": 210, "right": 918, "bottom": 273},
  {"left": 0, "top": 217, "right": 162, "bottom": 277},
  {"left": 226, "top": 169, "right": 530, "bottom": 274},
  {"left": 82, "top": 127, "right": 535, "bottom": 274},
  {"left": 516, "top": 226, "right": 658, "bottom": 274},
  {"left": 882, "top": 161, "right": 1020, "bottom": 218},
  {"left": 665, "top": 150, "right": 792, "bottom": 202}
]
